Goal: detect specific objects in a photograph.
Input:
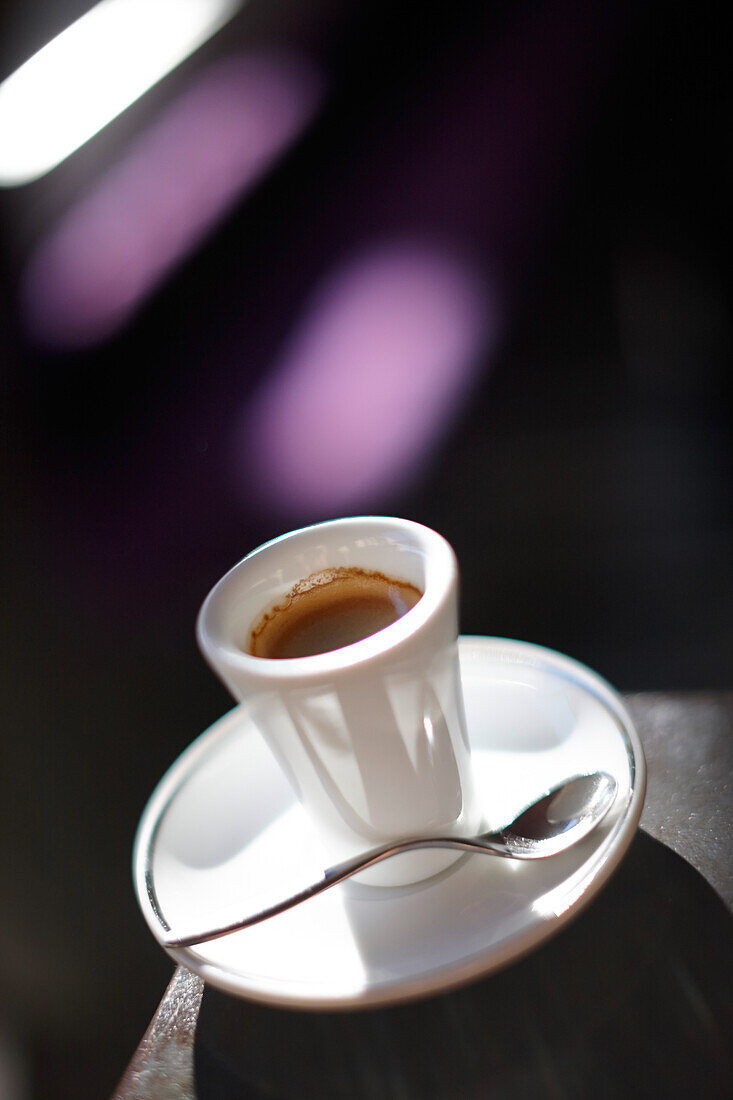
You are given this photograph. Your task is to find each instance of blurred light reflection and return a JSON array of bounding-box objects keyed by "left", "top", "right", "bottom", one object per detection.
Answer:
[
  {"left": 0, "top": 0, "right": 242, "bottom": 187},
  {"left": 22, "top": 55, "right": 323, "bottom": 348},
  {"left": 239, "top": 244, "right": 495, "bottom": 514}
]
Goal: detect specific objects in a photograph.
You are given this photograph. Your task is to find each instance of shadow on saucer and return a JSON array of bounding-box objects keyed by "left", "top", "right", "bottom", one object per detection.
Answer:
[{"left": 193, "top": 831, "right": 732, "bottom": 1098}]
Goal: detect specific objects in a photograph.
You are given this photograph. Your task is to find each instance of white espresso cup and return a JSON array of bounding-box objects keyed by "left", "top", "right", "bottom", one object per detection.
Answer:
[{"left": 197, "top": 516, "right": 481, "bottom": 885}]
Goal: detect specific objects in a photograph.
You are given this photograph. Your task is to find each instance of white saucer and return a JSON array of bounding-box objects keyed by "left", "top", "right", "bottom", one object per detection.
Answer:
[{"left": 134, "top": 637, "right": 645, "bottom": 1009}]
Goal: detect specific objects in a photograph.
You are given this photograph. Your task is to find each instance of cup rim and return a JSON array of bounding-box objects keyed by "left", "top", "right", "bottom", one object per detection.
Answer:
[{"left": 197, "top": 516, "right": 458, "bottom": 682}]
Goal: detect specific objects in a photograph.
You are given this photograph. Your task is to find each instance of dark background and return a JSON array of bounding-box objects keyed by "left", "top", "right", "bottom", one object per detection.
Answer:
[{"left": 1, "top": 1, "right": 731, "bottom": 1096}]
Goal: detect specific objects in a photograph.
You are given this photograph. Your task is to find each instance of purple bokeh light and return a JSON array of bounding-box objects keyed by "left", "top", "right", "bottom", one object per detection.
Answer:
[
  {"left": 21, "top": 54, "right": 323, "bottom": 349},
  {"left": 238, "top": 243, "right": 495, "bottom": 514}
]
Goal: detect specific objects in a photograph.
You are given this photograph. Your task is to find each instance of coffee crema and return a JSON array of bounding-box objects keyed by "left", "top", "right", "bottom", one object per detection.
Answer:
[{"left": 248, "top": 566, "right": 423, "bottom": 659}]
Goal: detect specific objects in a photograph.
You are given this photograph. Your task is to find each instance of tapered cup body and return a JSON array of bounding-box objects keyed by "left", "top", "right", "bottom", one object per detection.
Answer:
[{"left": 197, "top": 517, "right": 480, "bottom": 885}]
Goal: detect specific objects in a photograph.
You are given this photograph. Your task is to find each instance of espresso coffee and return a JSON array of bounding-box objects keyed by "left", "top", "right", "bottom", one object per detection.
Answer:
[{"left": 248, "top": 566, "right": 422, "bottom": 659}]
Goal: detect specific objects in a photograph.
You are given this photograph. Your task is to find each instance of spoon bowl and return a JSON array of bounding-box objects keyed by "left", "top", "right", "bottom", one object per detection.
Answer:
[{"left": 163, "top": 771, "right": 617, "bottom": 949}]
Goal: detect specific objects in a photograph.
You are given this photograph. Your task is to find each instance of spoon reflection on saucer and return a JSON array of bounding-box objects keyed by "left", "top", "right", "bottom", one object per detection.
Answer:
[{"left": 163, "top": 771, "right": 617, "bottom": 949}]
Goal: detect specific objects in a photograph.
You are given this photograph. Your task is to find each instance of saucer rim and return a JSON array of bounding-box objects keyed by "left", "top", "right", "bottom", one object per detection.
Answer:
[{"left": 134, "top": 636, "right": 646, "bottom": 1009}]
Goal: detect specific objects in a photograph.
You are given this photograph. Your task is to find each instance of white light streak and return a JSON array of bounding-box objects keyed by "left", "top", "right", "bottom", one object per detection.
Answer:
[{"left": 0, "top": 0, "right": 241, "bottom": 187}]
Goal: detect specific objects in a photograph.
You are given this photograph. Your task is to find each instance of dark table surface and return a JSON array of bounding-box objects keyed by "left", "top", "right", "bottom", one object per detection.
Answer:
[{"left": 114, "top": 693, "right": 733, "bottom": 1099}]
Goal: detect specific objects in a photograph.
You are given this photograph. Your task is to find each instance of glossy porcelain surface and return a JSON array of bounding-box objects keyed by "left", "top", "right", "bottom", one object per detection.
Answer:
[
  {"left": 135, "top": 637, "right": 646, "bottom": 1009},
  {"left": 197, "top": 517, "right": 480, "bottom": 884}
]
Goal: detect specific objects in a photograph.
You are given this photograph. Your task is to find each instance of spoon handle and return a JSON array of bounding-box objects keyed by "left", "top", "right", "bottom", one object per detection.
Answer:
[{"left": 161, "top": 833, "right": 509, "bottom": 949}]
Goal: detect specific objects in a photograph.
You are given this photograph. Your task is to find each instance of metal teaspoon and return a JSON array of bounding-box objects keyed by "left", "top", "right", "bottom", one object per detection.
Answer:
[{"left": 162, "top": 771, "right": 617, "bottom": 949}]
